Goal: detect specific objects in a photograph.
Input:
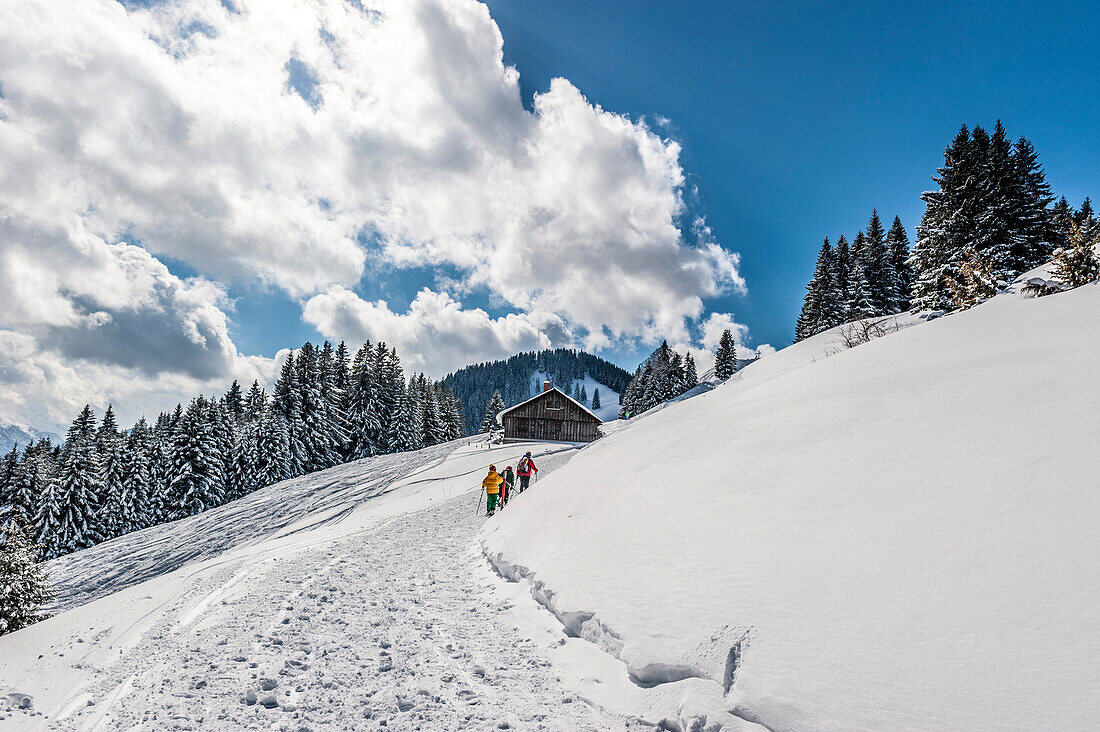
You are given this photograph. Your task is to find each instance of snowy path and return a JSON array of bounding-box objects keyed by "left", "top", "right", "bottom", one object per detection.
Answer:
[
  {"left": 1, "top": 441, "right": 640, "bottom": 731},
  {"left": 47, "top": 497, "right": 616, "bottom": 730}
]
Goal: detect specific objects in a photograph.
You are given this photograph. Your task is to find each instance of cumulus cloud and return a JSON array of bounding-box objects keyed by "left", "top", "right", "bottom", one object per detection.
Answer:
[
  {"left": 0, "top": 0, "right": 751, "bottom": 428},
  {"left": 303, "top": 287, "right": 571, "bottom": 376}
]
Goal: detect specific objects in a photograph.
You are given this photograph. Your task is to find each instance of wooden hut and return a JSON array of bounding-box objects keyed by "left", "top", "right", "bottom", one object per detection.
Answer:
[{"left": 499, "top": 383, "right": 602, "bottom": 443}]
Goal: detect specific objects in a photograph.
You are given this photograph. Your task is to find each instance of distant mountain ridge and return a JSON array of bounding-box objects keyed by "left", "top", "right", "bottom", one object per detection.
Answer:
[
  {"left": 0, "top": 417, "right": 61, "bottom": 455},
  {"left": 442, "top": 349, "right": 633, "bottom": 434}
]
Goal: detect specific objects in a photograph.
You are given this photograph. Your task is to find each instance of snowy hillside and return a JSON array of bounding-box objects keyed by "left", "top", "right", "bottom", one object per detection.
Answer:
[{"left": 481, "top": 280, "right": 1100, "bottom": 730}]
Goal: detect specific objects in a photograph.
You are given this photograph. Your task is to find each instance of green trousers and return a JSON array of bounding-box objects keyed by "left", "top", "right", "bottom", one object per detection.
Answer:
[{"left": 486, "top": 493, "right": 499, "bottom": 513}]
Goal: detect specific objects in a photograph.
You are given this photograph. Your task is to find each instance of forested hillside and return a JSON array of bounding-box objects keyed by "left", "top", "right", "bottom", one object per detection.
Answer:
[{"left": 442, "top": 349, "right": 632, "bottom": 433}]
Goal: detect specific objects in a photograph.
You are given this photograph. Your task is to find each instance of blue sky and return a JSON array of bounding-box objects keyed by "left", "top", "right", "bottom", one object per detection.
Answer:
[
  {"left": 485, "top": 0, "right": 1099, "bottom": 355},
  {"left": 3, "top": 0, "right": 1098, "bottom": 430}
]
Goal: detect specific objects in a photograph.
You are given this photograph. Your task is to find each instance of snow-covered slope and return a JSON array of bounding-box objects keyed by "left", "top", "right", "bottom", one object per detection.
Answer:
[{"left": 481, "top": 282, "right": 1100, "bottom": 731}]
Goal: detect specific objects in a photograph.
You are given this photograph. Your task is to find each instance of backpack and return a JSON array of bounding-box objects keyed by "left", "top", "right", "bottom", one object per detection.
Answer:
[{"left": 518, "top": 456, "right": 531, "bottom": 475}]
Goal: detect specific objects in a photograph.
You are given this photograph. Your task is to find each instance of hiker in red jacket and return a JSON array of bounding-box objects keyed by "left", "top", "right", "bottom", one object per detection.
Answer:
[{"left": 516, "top": 451, "right": 537, "bottom": 493}]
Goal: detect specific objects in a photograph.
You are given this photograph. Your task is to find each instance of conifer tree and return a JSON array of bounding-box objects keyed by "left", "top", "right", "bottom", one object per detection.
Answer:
[
  {"left": 684, "top": 354, "right": 699, "bottom": 389},
  {"left": 223, "top": 380, "right": 244, "bottom": 424},
  {"left": 166, "top": 399, "right": 223, "bottom": 519},
  {"left": 272, "top": 352, "right": 305, "bottom": 477},
  {"left": 32, "top": 476, "right": 63, "bottom": 561},
  {"left": 377, "top": 346, "right": 406, "bottom": 453},
  {"left": 119, "top": 418, "right": 153, "bottom": 532},
  {"left": 96, "top": 405, "right": 126, "bottom": 539},
  {"left": 591, "top": 388, "right": 602, "bottom": 410},
  {"left": 0, "top": 523, "right": 55, "bottom": 636},
  {"left": 146, "top": 414, "right": 173, "bottom": 525},
  {"left": 0, "top": 447, "right": 22, "bottom": 537},
  {"left": 714, "top": 328, "right": 736, "bottom": 379},
  {"left": 51, "top": 406, "right": 105, "bottom": 556},
  {"left": 254, "top": 408, "right": 291, "bottom": 487},
  {"left": 244, "top": 380, "right": 268, "bottom": 423},
  {"left": 1009, "top": 136, "right": 1055, "bottom": 271},
  {"left": 479, "top": 391, "right": 506, "bottom": 433},
  {"left": 1048, "top": 196, "right": 1073, "bottom": 251},
  {"left": 1074, "top": 197, "right": 1094, "bottom": 225},
  {"left": 440, "top": 388, "right": 466, "bottom": 441},
  {"left": 347, "top": 341, "right": 382, "bottom": 458},
  {"left": 13, "top": 444, "right": 53, "bottom": 542},
  {"left": 796, "top": 238, "right": 844, "bottom": 339},
  {"left": 887, "top": 216, "right": 913, "bottom": 311},
  {"left": 296, "top": 343, "right": 342, "bottom": 472},
  {"left": 580, "top": 384, "right": 588, "bottom": 404},
  {"left": 319, "top": 341, "right": 350, "bottom": 460},
  {"left": 208, "top": 399, "right": 236, "bottom": 503},
  {"left": 863, "top": 210, "right": 899, "bottom": 315},
  {"left": 912, "top": 125, "right": 974, "bottom": 312},
  {"left": 834, "top": 235, "right": 852, "bottom": 319},
  {"left": 417, "top": 376, "right": 447, "bottom": 446},
  {"left": 391, "top": 378, "right": 423, "bottom": 453}
]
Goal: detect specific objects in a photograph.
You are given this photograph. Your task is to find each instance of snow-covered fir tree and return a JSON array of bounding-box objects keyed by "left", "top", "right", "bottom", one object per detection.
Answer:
[
  {"left": 166, "top": 399, "right": 223, "bottom": 519},
  {"left": 146, "top": 412, "right": 174, "bottom": 526},
  {"left": 862, "top": 210, "right": 899, "bottom": 316},
  {"left": 591, "top": 388, "right": 601, "bottom": 410},
  {"left": 50, "top": 406, "right": 105, "bottom": 557},
  {"left": 119, "top": 418, "right": 154, "bottom": 533},
  {"left": 253, "top": 408, "right": 291, "bottom": 487},
  {"left": 96, "top": 404, "right": 127, "bottom": 539},
  {"left": 440, "top": 388, "right": 466, "bottom": 441},
  {"left": 912, "top": 122, "right": 1055, "bottom": 312},
  {"left": 479, "top": 391, "right": 506, "bottom": 433},
  {"left": 0, "top": 447, "right": 23, "bottom": 539},
  {"left": 318, "top": 341, "right": 350, "bottom": 461},
  {"left": 620, "top": 342, "right": 695, "bottom": 418},
  {"left": 795, "top": 238, "right": 844, "bottom": 340},
  {"left": 684, "top": 354, "right": 699, "bottom": 388},
  {"left": 0, "top": 523, "right": 55, "bottom": 636},
  {"left": 223, "top": 379, "right": 244, "bottom": 424},
  {"left": 244, "top": 380, "right": 268, "bottom": 423},
  {"left": 887, "top": 216, "right": 913, "bottom": 311},
  {"left": 347, "top": 341, "right": 381, "bottom": 458},
  {"left": 272, "top": 352, "right": 306, "bottom": 478},
  {"left": 714, "top": 328, "right": 736, "bottom": 379}
]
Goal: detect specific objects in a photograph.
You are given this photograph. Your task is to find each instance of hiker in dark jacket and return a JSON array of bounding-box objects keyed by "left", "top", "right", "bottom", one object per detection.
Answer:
[
  {"left": 501, "top": 465, "right": 516, "bottom": 506},
  {"left": 516, "top": 451, "right": 537, "bottom": 492}
]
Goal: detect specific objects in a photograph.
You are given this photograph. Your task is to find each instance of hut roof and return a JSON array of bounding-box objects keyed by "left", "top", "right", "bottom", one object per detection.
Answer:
[{"left": 497, "top": 387, "right": 602, "bottom": 424}]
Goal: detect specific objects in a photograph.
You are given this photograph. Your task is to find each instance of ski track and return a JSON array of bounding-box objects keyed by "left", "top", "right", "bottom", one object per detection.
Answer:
[{"left": 41, "top": 493, "right": 628, "bottom": 731}]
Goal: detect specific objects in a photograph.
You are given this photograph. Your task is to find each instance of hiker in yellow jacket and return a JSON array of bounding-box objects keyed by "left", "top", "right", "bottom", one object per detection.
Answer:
[{"left": 482, "top": 465, "right": 504, "bottom": 516}]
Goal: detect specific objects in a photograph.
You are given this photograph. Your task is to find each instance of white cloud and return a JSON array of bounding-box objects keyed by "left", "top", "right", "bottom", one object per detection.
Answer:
[
  {"left": 0, "top": 0, "right": 750, "bottom": 428},
  {"left": 303, "top": 287, "right": 571, "bottom": 377}
]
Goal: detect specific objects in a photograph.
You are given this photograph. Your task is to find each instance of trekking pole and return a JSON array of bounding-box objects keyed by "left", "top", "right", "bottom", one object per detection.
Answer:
[{"left": 476, "top": 487, "right": 484, "bottom": 515}]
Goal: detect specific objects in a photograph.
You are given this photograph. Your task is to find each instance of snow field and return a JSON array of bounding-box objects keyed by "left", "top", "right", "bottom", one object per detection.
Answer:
[
  {"left": 1, "top": 440, "right": 633, "bottom": 730},
  {"left": 481, "top": 280, "right": 1100, "bottom": 731}
]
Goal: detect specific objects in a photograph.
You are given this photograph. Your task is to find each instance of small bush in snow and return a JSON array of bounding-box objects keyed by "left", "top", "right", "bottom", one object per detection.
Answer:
[
  {"left": 831, "top": 317, "right": 899, "bottom": 351},
  {"left": 1050, "top": 221, "right": 1100, "bottom": 289},
  {"left": 1020, "top": 278, "right": 1065, "bottom": 298}
]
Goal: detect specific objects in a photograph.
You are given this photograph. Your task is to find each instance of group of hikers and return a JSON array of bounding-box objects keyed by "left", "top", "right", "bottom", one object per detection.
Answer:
[{"left": 481, "top": 451, "right": 538, "bottom": 515}]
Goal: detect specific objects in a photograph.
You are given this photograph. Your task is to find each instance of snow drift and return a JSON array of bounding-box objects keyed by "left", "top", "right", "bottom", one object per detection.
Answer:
[{"left": 481, "top": 281, "right": 1100, "bottom": 730}]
